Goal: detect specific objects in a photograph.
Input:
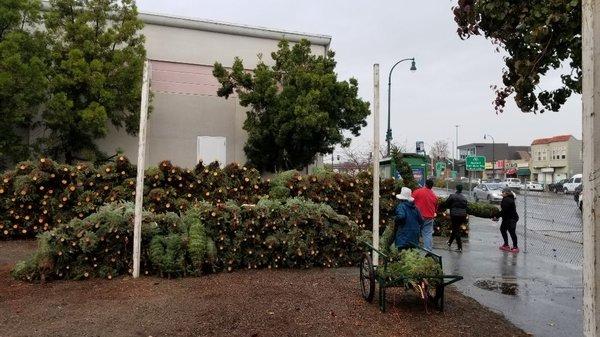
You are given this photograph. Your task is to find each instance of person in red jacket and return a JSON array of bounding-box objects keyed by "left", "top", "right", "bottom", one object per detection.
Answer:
[{"left": 412, "top": 178, "right": 438, "bottom": 251}]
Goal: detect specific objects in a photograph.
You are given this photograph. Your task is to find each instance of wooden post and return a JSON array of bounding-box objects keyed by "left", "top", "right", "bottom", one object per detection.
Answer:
[
  {"left": 132, "top": 60, "right": 150, "bottom": 279},
  {"left": 373, "top": 64, "right": 380, "bottom": 266},
  {"left": 583, "top": 1, "right": 600, "bottom": 335}
]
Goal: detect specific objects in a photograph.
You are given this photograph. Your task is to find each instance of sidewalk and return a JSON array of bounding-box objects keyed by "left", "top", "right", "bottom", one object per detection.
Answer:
[{"left": 434, "top": 217, "right": 582, "bottom": 337}]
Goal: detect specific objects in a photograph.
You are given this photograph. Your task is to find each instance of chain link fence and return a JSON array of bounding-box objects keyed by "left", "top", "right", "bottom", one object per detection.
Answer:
[
  {"left": 433, "top": 186, "right": 582, "bottom": 265},
  {"left": 520, "top": 189, "right": 583, "bottom": 265}
]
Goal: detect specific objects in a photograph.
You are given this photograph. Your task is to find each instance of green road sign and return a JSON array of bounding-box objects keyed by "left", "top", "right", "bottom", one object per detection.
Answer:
[
  {"left": 435, "top": 162, "right": 446, "bottom": 173},
  {"left": 466, "top": 156, "right": 486, "bottom": 171}
]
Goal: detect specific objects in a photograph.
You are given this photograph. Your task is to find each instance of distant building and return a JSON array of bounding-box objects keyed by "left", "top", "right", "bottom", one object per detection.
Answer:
[
  {"left": 530, "top": 135, "right": 582, "bottom": 184},
  {"left": 94, "top": 11, "right": 331, "bottom": 168},
  {"left": 457, "top": 143, "right": 530, "bottom": 180}
]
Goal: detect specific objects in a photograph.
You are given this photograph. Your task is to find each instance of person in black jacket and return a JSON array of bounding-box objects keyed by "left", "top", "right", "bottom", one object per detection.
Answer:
[
  {"left": 445, "top": 184, "right": 468, "bottom": 252},
  {"left": 494, "top": 188, "right": 520, "bottom": 253}
]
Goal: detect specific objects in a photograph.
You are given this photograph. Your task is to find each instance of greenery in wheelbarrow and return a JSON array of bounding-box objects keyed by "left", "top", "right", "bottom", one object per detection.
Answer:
[{"left": 377, "top": 248, "right": 443, "bottom": 287}]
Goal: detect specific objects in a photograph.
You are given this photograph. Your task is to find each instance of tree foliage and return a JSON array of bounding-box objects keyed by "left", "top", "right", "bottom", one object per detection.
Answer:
[
  {"left": 0, "top": 0, "right": 146, "bottom": 166},
  {"left": 429, "top": 140, "right": 449, "bottom": 160},
  {"left": 40, "top": 0, "right": 146, "bottom": 163},
  {"left": 213, "top": 39, "right": 370, "bottom": 172},
  {"left": 0, "top": 0, "right": 48, "bottom": 168},
  {"left": 390, "top": 146, "right": 418, "bottom": 190},
  {"left": 453, "top": 0, "right": 581, "bottom": 113}
]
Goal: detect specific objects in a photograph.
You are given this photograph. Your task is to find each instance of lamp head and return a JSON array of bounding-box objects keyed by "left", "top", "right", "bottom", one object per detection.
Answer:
[{"left": 410, "top": 59, "right": 417, "bottom": 72}]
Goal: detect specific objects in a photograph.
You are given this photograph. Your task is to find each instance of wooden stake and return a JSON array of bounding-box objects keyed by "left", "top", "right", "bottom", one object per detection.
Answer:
[
  {"left": 133, "top": 60, "right": 150, "bottom": 279},
  {"left": 373, "top": 64, "right": 380, "bottom": 266}
]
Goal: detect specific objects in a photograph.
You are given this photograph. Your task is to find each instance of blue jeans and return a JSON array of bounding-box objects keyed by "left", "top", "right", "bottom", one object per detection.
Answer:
[{"left": 421, "top": 219, "right": 434, "bottom": 251}]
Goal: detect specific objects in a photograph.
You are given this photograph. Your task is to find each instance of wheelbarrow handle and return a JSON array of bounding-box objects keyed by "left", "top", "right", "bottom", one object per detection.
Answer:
[{"left": 361, "top": 241, "right": 389, "bottom": 260}]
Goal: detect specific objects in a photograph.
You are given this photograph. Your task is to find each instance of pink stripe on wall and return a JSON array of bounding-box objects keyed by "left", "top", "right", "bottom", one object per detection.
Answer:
[{"left": 150, "top": 60, "right": 236, "bottom": 97}]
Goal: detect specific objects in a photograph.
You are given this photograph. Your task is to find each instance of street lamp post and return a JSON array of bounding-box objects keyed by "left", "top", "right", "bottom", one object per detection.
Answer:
[
  {"left": 484, "top": 134, "right": 495, "bottom": 179},
  {"left": 386, "top": 58, "right": 417, "bottom": 157}
]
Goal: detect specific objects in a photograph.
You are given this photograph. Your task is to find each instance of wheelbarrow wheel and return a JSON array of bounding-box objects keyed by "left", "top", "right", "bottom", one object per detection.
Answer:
[{"left": 360, "top": 253, "right": 375, "bottom": 303}]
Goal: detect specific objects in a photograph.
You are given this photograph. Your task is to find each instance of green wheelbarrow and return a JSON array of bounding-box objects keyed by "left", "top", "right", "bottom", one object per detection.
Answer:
[{"left": 359, "top": 242, "right": 463, "bottom": 312}]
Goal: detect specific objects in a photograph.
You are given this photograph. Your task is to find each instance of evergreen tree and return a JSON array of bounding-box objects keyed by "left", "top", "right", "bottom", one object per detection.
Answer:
[
  {"left": 390, "top": 146, "right": 418, "bottom": 190},
  {"left": 39, "top": 0, "right": 146, "bottom": 163},
  {"left": 0, "top": 0, "right": 48, "bottom": 168},
  {"left": 213, "top": 39, "right": 370, "bottom": 172}
]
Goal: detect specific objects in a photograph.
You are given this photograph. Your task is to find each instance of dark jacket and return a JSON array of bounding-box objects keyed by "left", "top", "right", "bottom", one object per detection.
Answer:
[
  {"left": 500, "top": 194, "right": 519, "bottom": 223},
  {"left": 394, "top": 201, "right": 424, "bottom": 248},
  {"left": 445, "top": 192, "right": 468, "bottom": 217}
]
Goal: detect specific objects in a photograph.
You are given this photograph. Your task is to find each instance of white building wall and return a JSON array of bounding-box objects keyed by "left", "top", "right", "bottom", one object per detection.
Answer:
[{"left": 96, "top": 15, "right": 330, "bottom": 169}]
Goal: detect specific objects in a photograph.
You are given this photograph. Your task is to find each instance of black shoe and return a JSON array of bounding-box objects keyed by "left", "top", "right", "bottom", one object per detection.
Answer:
[{"left": 456, "top": 248, "right": 463, "bottom": 253}]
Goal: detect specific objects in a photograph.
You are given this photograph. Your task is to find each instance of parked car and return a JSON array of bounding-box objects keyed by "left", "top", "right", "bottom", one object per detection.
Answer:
[
  {"left": 563, "top": 174, "right": 583, "bottom": 194},
  {"left": 504, "top": 178, "right": 522, "bottom": 189},
  {"left": 523, "top": 181, "right": 544, "bottom": 191},
  {"left": 473, "top": 183, "right": 504, "bottom": 203},
  {"left": 548, "top": 179, "right": 568, "bottom": 193}
]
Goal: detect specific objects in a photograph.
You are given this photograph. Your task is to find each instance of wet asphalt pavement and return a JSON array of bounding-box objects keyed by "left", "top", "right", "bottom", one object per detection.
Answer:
[{"left": 433, "top": 217, "right": 582, "bottom": 337}]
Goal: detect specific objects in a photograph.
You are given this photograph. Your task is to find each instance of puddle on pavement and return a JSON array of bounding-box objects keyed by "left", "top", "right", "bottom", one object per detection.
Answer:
[{"left": 474, "top": 279, "right": 519, "bottom": 296}]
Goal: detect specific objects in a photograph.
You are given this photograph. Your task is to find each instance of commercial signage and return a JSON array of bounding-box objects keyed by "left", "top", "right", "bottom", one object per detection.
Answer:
[
  {"left": 416, "top": 141, "right": 425, "bottom": 154},
  {"left": 412, "top": 168, "right": 425, "bottom": 186}
]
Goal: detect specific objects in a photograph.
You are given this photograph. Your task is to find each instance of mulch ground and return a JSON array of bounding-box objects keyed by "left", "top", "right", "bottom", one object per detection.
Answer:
[{"left": 0, "top": 241, "right": 530, "bottom": 337}]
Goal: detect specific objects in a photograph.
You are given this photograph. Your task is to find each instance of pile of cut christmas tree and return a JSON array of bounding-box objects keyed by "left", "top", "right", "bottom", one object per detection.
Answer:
[
  {"left": 0, "top": 160, "right": 401, "bottom": 240},
  {"left": 3, "top": 157, "right": 501, "bottom": 282},
  {"left": 0, "top": 157, "right": 268, "bottom": 239},
  {"left": 13, "top": 199, "right": 365, "bottom": 282},
  {"left": 267, "top": 169, "right": 400, "bottom": 231}
]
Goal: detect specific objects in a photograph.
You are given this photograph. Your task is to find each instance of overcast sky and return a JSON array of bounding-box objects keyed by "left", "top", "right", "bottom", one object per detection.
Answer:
[{"left": 137, "top": 0, "right": 582, "bottom": 158}]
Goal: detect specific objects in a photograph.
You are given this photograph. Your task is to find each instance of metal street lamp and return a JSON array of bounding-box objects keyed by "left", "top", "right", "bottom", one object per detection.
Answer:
[
  {"left": 386, "top": 58, "right": 417, "bottom": 157},
  {"left": 484, "top": 134, "right": 495, "bottom": 179}
]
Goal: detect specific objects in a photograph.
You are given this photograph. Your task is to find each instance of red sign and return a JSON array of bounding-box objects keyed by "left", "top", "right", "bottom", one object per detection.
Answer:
[{"left": 495, "top": 160, "right": 505, "bottom": 169}]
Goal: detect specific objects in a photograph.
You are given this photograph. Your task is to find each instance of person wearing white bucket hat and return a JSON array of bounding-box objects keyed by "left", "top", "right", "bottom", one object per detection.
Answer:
[{"left": 393, "top": 187, "right": 423, "bottom": 249}]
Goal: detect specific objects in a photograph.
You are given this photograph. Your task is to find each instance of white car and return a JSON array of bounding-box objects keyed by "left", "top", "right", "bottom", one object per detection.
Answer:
[
  {"left": 562, "top": 174, "right": 583, "bottom": 194},
  {"left": 523, "top": 181, "right": 544, "bottom": 191},
  {"left": 504, "top": 178, "right": 522, "bottom": 189}
]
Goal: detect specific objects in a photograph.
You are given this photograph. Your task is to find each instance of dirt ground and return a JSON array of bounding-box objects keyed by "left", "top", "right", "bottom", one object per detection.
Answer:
[{"left": 0, "top": 241, "right": 530, "bottom": 337}]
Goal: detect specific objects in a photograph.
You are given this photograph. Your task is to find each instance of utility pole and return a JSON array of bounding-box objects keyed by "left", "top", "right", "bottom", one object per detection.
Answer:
[
  {"left": 455, "top": 125, "right": 460, "bottom": 176},
  {"left": 485, "top": 134, "right": 496, "bottom": 180},
  {"left": 582, "top": 1, "right": 600, "bottom": 335},
  {"left": 372, "top": 64, "right": 381, "bottom": 266}
]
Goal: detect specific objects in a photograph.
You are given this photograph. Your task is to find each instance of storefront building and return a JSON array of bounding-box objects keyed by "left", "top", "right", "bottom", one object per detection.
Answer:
[{"left": 530, "top": 135, "right": 582, "bottom": 184}]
